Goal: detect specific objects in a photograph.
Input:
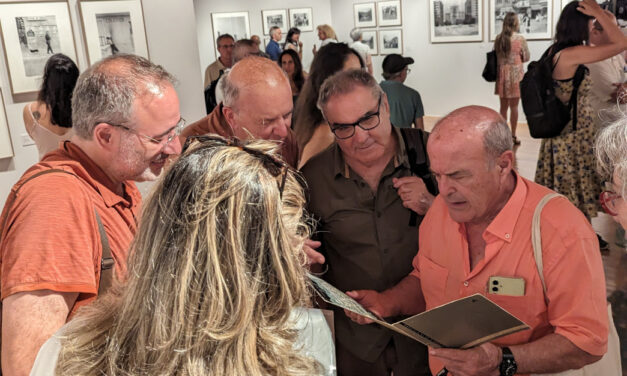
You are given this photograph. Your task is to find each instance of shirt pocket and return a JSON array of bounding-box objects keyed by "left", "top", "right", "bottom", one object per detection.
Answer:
[{"left": 417, "top": 255, "right": 449, "bottom": 308}]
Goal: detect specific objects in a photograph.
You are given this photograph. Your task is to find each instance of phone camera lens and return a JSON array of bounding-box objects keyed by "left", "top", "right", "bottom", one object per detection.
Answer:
[
  {"left": 492, "top": 280, "right": 499, "bottom": 285},
  {"left": 492, "top": 287, "right": 499, "bottom": 292}
]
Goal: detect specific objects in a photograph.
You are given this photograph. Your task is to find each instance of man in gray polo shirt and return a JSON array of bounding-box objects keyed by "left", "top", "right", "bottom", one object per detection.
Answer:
[{"left": 380, "top": 54, "right": 425, "bottom": 130}]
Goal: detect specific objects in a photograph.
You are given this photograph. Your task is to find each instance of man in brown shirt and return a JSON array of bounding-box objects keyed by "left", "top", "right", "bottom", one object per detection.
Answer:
[
  {"left": 301, "top": 69, "right": 435, "bottom": 375},
  {"left": 182, "top": 56, "right": 299, "bottom": 167}
]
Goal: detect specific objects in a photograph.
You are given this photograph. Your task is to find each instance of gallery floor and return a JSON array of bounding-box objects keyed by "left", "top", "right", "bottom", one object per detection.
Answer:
[{"left": 423, "top": 117, "right": 627, "bottom": 374}]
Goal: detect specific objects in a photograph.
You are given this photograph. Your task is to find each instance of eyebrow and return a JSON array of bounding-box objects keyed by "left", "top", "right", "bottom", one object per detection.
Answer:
[
  {"left": 331, "top": 101, "right": 379, "bottom": 127},
  {"left": 150, "top": 119, "right": 180, "bottom": 138}
]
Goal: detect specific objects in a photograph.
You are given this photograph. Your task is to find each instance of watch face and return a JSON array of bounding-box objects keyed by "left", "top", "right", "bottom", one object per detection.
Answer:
[{"left": 501, "top": 361, "right": 517, "bottom": 376}]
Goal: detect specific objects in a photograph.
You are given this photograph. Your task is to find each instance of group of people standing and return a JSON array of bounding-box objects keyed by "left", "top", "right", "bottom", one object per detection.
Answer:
[
  {"left": 0, "top": 0, "right": 626, "bottom": 374},
  {"left": 493, "top": 0, "right": 626, "bottom": 250}
]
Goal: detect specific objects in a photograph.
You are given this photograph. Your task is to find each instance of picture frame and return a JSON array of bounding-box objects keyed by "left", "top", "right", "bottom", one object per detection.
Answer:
[
  {"left": 377, "top": 0, "right": 402, "bottom": 26},
  {"left": 289, "top": 7, "right": 313, "bottom": 32},
  {"left": 0, "top": 1, "right": 78, "bottom": 94},
  {"left": 354, "top": 2, "right": 377, "bottom": 28},
  {"left": 262, "top": 9, "right": 287, "bottom": 35},
  {"left": 378, "top": 28, "right": 402, "bottom": 54},
  {"left": 361, "top": 29, "right": 378, "bottom": 55},
  {"left": 429, "top": 0, "right": 483, "bottom": 43},
  {"left": 211, "top": 11, "right": 250, "bottom": 58},
  {"left": 79, "top": 0, "right": 149, "bottom": 65},
  {"left": 489, "top": 0, "right": 552, "bottom": 41},
  {"left": 0, "top": 88, "right": 14, "bottom": 159}
]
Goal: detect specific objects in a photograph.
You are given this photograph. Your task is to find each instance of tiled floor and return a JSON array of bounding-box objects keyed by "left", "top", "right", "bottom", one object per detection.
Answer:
[{"left": 424, "top": 116, "right": 626, "bottom": 373}]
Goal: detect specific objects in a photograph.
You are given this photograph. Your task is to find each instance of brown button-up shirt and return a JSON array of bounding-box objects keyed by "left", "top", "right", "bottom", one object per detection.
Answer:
[
  {"left": 181, "top": 104, "right": 300, "bottom": 168},
  {"left": 301, "top": 127, "right": 429, "bottom": 368}
]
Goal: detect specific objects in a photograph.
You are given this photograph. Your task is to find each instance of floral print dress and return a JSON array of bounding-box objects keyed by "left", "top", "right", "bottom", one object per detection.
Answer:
[
  {"left": 495, "top": 33, "right": 530, "bottom": 99},
  {"left": 534, "top": 72, "right": 603, "bottom": 219}
]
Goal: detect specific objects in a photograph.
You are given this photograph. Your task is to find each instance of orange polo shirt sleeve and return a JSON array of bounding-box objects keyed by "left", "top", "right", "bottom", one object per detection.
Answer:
[
  {"left": 1, "top": 171, "right": 100, "bottom": 298},
  {"left": 411, "top": 174, "right": 608, "bottom": 374}
]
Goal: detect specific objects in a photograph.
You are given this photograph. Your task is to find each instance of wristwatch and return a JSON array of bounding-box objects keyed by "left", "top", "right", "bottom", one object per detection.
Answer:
[{"left": 499, "top": 347, "right": 517, "bottom": 376}]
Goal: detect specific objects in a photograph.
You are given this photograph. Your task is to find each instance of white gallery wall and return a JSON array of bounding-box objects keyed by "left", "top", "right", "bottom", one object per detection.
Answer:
[
  {"left": 0, "top": 0, "right": 205, "bottom": 204},
  {"left": 194, "top": 0, "right": 335, "bottom": 81},
  {"left": 330, "top": 0, "right": 557, "bottom": 119}
]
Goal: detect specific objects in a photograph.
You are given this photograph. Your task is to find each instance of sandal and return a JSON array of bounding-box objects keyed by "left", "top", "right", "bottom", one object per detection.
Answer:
[{"left": 512, "top": 136, "right": 521, "bottom": 146}]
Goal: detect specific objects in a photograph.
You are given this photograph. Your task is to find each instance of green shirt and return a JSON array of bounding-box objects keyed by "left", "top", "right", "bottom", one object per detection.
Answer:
[
  {"left": 380, "top": 80, "right": 424, "bottom": 128},
  {"left": 301, "top": 128, "right": 429, "bottom": 370}
]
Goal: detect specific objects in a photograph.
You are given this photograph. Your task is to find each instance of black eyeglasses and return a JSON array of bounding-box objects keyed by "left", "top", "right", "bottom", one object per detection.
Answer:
[
  {"left": 327, "top": 96, "right": 382, "bottom": 139},
  {"left": 182, "top": 135, "right": 290, "bottom": 197}
]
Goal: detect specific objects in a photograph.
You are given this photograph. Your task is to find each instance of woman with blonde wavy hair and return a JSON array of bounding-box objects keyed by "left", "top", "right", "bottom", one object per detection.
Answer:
[{"left": 30, "top": 137, "right": 334, "bottom": 375}]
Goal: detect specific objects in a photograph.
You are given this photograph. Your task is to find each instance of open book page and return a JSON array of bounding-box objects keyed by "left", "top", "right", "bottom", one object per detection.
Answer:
[{"left": 307, "top": 274, "right": 529, "bottom": 349}]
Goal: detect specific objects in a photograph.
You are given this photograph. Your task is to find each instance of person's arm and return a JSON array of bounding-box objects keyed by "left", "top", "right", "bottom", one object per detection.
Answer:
[
  {"left": 555, "top": 0, "right": 627, "bottom": 78},
  {"left": 414, "top": 117, "right": 425, "bottom": 131},
  {"left": 430, "top": 333, "right": 602, "bottom": 375},
  {"left": 520, "top": 36, "right": 530, "bottom": 63},
  {"left": 345, "top": 274, "right": 424, "bottom": 324},
  {"left": 2, "top": 290, "right": 77, "bottom": 376},
  {"left": 588, "top": 59, "right": 623, "bottom": 102},
  {"left": 393, "top": 176, "right": 433, "bottom": 214}
]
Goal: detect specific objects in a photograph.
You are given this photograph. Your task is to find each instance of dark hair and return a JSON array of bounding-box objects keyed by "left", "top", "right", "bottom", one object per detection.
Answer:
[
  {"left": 279, "top": 49, "right": 305, "bottom": 93},
  {"left": 284, "top": 27, "right": 301, "bottom": 49},
  {"left": 38, "top": 54, "right": 79, "bottom": 128},
  {"left": 216, "top": 34, "right": 234, "bottom": 45},
  {"left": 293, "top": 43, "right": 364, "bottom": 147},
  {"left": 554, "top": 1, "right": 594, "bottom": 50}
]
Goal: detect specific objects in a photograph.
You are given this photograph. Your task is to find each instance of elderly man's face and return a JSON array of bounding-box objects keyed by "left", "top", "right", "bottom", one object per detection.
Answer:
[
  {"left": 229, "top": 78, "right": 293, "bottom": 142},
  {"left": 217, "top": 37, "right": 234, "bottom": 61},
  {"left": 428, "top": 131, "right": 510, "bottom": 225},
  {"left": 324, "top": 86, "right": 393, "bottom": 166},
  {"left": 274, "top": 28, "right": 282, "bottom": 41},
  {"left": 116, "top": 83, "right": 182, "bottom": 182}
]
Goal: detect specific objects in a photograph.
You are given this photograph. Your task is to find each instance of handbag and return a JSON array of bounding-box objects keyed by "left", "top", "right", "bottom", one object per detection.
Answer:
[
  {"left": 530, "top": 193, "right": 622, "bottom": 376},
  {"left": 482, "top": 50, "right": 497, "bottom": 82}
]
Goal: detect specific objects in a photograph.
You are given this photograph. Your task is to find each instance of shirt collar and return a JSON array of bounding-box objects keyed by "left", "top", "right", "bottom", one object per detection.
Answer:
[
  {"left": 332, "top": 126, "right": 408, "bottom": 179},
  {"left": 62, "top": 141, "right": 138, "bottom": 208},
  {"left": 483, "top": 171, "right": 527, "bottom": 242}
]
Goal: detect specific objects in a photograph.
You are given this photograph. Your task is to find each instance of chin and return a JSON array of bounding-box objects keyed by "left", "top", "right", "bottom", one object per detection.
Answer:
[{"left": 132, "top": 168, "right": 160, "bottom": 182}]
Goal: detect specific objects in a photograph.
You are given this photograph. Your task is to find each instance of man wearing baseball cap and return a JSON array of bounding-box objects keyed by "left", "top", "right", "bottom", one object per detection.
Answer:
[{"left": 380, "top": 54, "right": 425, "bottom": 130}]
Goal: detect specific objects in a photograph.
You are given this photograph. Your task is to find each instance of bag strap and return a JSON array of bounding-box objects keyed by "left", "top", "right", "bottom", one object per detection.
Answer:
[
  {"left": 531, "top": 192, "right": 564, "bottom": 299},
  {"left": 0, "top": 168, "right": 114, "bottom": 296}
]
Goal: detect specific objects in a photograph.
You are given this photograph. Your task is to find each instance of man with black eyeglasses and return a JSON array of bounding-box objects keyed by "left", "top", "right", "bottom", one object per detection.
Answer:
[
  {"left": 301, "top": 69, "right": 435, "bottom": 376},
  {"left": 0, "top": 54, "right": 182, "bottom": 375}
]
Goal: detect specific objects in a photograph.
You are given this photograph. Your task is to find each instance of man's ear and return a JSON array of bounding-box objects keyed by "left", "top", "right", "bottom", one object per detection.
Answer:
[
  {"left": 222, "top": 105, "right": 238, "bottom": 131},
  {"left": 93, "top": 123, "right": 116, "bottom": 150},
  {"left": 498, "top": 150, "right": 515, "bottom": 176}
]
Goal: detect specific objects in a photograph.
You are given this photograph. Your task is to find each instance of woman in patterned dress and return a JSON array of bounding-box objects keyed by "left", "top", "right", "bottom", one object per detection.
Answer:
[
  {"left": 535, "top": 0, "right": 627, "bottom": 248},
  {"left": 495, "top": 12, "right": 530, "bottom": 145}
]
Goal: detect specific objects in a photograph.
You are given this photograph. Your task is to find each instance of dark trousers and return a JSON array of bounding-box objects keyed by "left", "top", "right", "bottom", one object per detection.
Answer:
[{"left": 336, "top": 336, "right": 430, "bottom": 376}]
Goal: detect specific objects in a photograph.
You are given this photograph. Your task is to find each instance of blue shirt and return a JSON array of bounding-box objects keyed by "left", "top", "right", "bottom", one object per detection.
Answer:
[
  {"left": 265, "top": 39, "right": 282, "bottom": 61},
  {"left": 380, "top": 80, "right": 424, "bottom": 128}
]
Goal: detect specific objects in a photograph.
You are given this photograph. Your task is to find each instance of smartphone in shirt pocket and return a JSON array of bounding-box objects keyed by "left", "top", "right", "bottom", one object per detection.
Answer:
[{"left": 487, "top": 276, "right": 525, "bottom": 296}]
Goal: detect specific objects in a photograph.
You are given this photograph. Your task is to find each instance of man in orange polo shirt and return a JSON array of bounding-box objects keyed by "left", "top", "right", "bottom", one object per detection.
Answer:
[
  {"left": 347, "top": 106, "right": 608, "bottom": 375},
  {"left": 0, "top": 54, "right": 183, "bottom": 375}
]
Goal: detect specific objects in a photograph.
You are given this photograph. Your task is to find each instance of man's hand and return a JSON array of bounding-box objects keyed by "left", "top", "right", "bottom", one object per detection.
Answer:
[
  {"left": 430, "top": 342, "right": 502, "bottom": 376},
  {"left": 303, "top": 239, "right": 325, "bottom": 265},
  {"left": 393, "top": 176, "right": 434, "bottom": 215},
  {"left": 344, "top": 290, "right": 386, "bottom": 324}
]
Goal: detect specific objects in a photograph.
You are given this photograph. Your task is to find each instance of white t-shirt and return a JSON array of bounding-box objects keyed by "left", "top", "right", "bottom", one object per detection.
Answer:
[
  {"left": 30, "top": 307, "right": 336, "bottom": 375},
  {"left": 586, "top": 54, "right": 626, "bottom": 122},
  {"left": 350, "top": 41, "right": 370, "bottom": 66}
]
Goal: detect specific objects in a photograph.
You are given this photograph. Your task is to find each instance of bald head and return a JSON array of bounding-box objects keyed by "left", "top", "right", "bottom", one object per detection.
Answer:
[
  {"left": 431, "top": 105, "right": 513, "bottom": 159},
  {"left": 222, "top": 56, "right": 290, "bottom": 109}
]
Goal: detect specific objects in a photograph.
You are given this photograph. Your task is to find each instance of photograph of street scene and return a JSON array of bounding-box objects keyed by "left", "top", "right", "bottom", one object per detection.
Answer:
[
  {"left": 96, "top": 12, "right": 135, "bottom": 58},
  {"left": 432, "top": 0, "right": 480, "bottom": 36},
  {"left": 491, "top": 0, "right": 550, "bottom": 39},
  {"left": 15, "top": 16, "right": 59, "bottom": 77}
]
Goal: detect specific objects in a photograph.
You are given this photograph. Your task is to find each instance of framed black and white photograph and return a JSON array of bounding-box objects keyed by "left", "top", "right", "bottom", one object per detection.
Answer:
[
  {"left": 429, "top": 0, "right": 483, "bottom": 43},
  {"left": 0, "top": 88, "right": 13, "bottom": 159},
  {"left": 378, "top": 28, "right": 402, "bottom": 54},
  {"left": 377, "top": 0, "right": 402, "bottom": 26},
  {"left": 489, "top": 0, "right": 552, "bottom": 40},
  {"left": 361, "top": 29, "right": 378, "bottom": 55},
  {"left": 211, "top": 11, "right": 250, "bottom": 58},
  {"left": 289, "top": 7, "right": 313, "bottom": 32},
  {"left": 0, "top": 1, "right": 78, "bottom": 94},
  {"left": 354, "top": 3, "right": 377, "bottom": 28},
  {"left": 262, "top": 9, "right": 287, "bottom": 35},
  {"left": 79, "top": 0, "right": 149, "bottom": 65}
]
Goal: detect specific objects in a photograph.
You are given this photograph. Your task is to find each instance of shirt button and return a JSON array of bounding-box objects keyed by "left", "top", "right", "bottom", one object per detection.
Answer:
[
  {"left": 463, "top": 281, "right": 469, "bottom": 287},
  {"left": 505, "top": 233, "right": 511, "bottom": 239}
]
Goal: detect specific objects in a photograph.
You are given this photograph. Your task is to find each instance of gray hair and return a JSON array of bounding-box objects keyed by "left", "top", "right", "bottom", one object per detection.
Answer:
[
  {"left": 595, "top": 117, "right": 627, "bottom": 197},
  {"left": 482, "top": 117, "right": 513, "bottom": 159},
  {"left": 232, "top": 39, "right": 261, "bottom": 64},
  {"left": 270, "top": 26, "right": 280, "bottom": 38},
  {"left": 349, "top": 28, "right": 363, "bottom": 42},
  {"left": 316, "top": 69, "right": 383, "bottom": 116},
  {"left": 71, "top": 54, "right": 175, "bottom": 139}
]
